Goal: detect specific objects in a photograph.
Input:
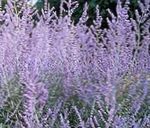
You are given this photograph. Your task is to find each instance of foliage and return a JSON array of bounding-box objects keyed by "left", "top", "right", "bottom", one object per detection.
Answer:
[
  {"left": 0, "top": 0, "right": 150, "bottom": 127},
  {"left": 1, "top": 0, "right": 139, "bottom": 26}
]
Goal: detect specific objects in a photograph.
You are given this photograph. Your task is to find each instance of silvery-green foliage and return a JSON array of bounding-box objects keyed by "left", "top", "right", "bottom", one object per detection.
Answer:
[{"left": 0, "top": 0, "right": 149, "bottom": 127}]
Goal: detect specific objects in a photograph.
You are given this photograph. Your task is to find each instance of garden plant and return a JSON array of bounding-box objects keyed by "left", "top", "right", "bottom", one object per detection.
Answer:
[{"left": 0, "top": 0, "right": 150, "bottom": 128}]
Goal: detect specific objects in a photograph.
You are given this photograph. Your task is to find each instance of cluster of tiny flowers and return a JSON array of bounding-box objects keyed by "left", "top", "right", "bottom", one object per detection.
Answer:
[{"left": 0, "top": 0, "right": 149, "bottom": 127}]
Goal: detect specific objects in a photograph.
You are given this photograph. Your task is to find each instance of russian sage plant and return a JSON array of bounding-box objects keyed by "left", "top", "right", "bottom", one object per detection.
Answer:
[{"left": 0, "top": 0, "right": 149, "bottom": 127}]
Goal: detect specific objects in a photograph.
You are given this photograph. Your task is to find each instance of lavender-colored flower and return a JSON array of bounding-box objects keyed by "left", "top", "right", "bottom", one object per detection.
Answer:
[{"left": 0, "top": 0, "right": 149, "bottom": 127}]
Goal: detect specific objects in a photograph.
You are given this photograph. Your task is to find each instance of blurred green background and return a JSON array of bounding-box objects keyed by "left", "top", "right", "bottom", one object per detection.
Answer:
[{"left": 1, "top": 0, "right": 139, "bottom": 26}]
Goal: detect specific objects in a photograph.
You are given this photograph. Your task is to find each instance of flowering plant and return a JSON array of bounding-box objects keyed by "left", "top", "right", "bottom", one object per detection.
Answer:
[{"left": 0, "top": 0, "right": 149, "bottom": 127}]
